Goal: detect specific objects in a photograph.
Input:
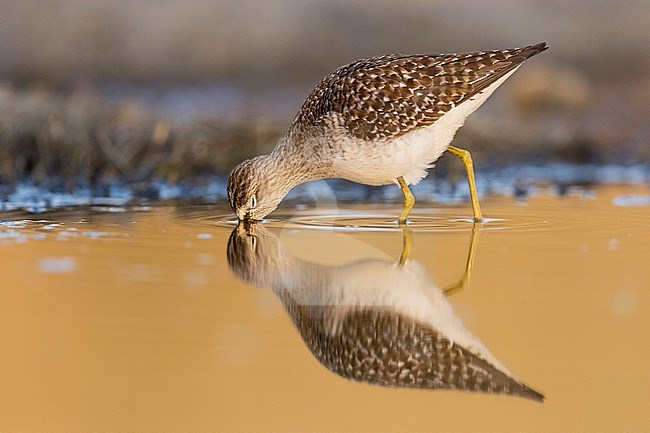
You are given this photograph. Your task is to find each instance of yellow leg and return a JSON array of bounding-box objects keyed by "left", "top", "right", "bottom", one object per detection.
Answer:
[
  {"left": 446, "top": 146, "right": 484, "bottom": 222},
  {"left": 398, "top": 225, "right": 413, "bottom": 266},
  {"left": 443, "top": 222, "right": 480, "bottom": 295},
  {"left": 397, "top": 176, "right": 415, "bottom": 223}
]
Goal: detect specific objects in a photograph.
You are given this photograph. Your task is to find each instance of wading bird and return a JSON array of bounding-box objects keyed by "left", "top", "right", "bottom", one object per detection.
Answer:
[{"left": 228, "top": 43, "right": 548, "bottom": 222}]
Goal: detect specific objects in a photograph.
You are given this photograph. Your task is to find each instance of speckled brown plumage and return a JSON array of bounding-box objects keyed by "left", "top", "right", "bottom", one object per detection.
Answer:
[
  {"left": 282, "top": 298, "right": 544, "bottom": 402},
  {"left": 292, "top": 42, "right": 548, "bottom": 141}
]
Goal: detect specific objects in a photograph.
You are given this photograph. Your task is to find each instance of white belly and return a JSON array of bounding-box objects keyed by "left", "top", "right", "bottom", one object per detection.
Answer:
[{"left": 332, "top": 66, "right": 520, "bottom": 186}]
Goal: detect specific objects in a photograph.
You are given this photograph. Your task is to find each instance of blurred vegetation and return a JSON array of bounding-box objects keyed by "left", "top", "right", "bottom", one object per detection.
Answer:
[
  {"left": 0, "top": 84, "right": 286, "bottom": 189},
  {"left": 0, "top": 0, "right": 648, "bottom": 190}
]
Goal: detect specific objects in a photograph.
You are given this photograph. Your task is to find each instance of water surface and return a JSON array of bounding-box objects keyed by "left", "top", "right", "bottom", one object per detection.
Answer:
[{"left": 1, "top": 185, "right": 649, "bottom": 432}]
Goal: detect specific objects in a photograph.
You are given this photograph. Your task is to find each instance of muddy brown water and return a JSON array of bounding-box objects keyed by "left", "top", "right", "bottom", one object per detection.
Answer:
[{"left": 1, "top": 185, "right": 649, "bottom": 433}]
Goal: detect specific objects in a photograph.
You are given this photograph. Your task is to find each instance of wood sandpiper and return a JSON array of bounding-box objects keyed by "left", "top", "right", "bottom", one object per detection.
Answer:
[{"left": 227, "top": 42, "right": 548, "bottom": 222}]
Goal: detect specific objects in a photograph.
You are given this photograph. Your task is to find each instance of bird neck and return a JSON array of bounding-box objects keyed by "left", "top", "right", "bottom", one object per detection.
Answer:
[{"left": 267, "top": 134, "right": 327, "bottom": 189}]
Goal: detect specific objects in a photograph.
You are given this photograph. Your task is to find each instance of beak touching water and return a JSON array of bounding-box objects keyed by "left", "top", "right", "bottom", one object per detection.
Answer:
[
  {"left": 236, "top": 209, "right": 248, "bottom": 221},
  {"left": 237, "top": 209, "right": 259, "bottom": 222}
]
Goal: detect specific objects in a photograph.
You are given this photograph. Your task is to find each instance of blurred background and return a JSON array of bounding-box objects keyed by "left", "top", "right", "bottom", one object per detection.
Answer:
[{"left": 0, "top": 0, "right": 648, "bottom": 203}]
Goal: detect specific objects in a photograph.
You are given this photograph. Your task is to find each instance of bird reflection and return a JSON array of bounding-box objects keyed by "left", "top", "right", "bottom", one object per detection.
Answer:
[{"left": 227, "top": 223, "right": 543, "bottom": 402}]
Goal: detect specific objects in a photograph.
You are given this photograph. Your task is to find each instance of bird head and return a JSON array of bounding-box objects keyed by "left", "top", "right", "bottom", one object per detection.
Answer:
[{"left": 227, "top": 155, "right": 287, "bottom": 221}]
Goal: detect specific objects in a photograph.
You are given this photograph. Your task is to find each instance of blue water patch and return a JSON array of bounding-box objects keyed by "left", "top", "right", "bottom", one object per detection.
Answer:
[
  {"left": 613, "top": 194, "right": 650, "bottom": 207},
  {"left": 0, "top": 164, "right": 646, "bottom": 213},
  {"left": 38, "top": 257, "right": 77, "bottom": 273}
]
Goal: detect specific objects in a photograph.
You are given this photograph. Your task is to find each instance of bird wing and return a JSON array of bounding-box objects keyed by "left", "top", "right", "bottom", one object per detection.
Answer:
[{"left": 295, "top": 42, "right": 548, "bottom": 141}]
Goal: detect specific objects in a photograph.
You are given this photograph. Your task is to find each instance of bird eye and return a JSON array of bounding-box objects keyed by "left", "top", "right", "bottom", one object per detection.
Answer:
[{"left": 249, "top": 195, "right": 257, "bottom": 209}]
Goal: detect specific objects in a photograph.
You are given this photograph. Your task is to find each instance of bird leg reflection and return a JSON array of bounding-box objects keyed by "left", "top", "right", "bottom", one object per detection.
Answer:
[
  {"left": 443, "top": 221, "right": 480, "bottom": 296},
  {"left": 398, "top": 225, "right": 413, "bottom": 266}
]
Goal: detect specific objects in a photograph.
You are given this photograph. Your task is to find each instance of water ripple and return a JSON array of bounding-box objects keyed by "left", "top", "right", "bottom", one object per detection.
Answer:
[
  {"left": 209, "top": 201, "right": 650, "bottom": 235},
  {"left": 209, "top": 208, "right": 552, "bottom": 233}
]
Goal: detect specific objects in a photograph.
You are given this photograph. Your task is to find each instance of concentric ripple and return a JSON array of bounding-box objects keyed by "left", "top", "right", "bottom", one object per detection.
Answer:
[
  {"left": 210, "top": 206, "right": 558, "bottom": 233},
  {"left": 169, "top": 192, "right": 650, "bottom": 236}
]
